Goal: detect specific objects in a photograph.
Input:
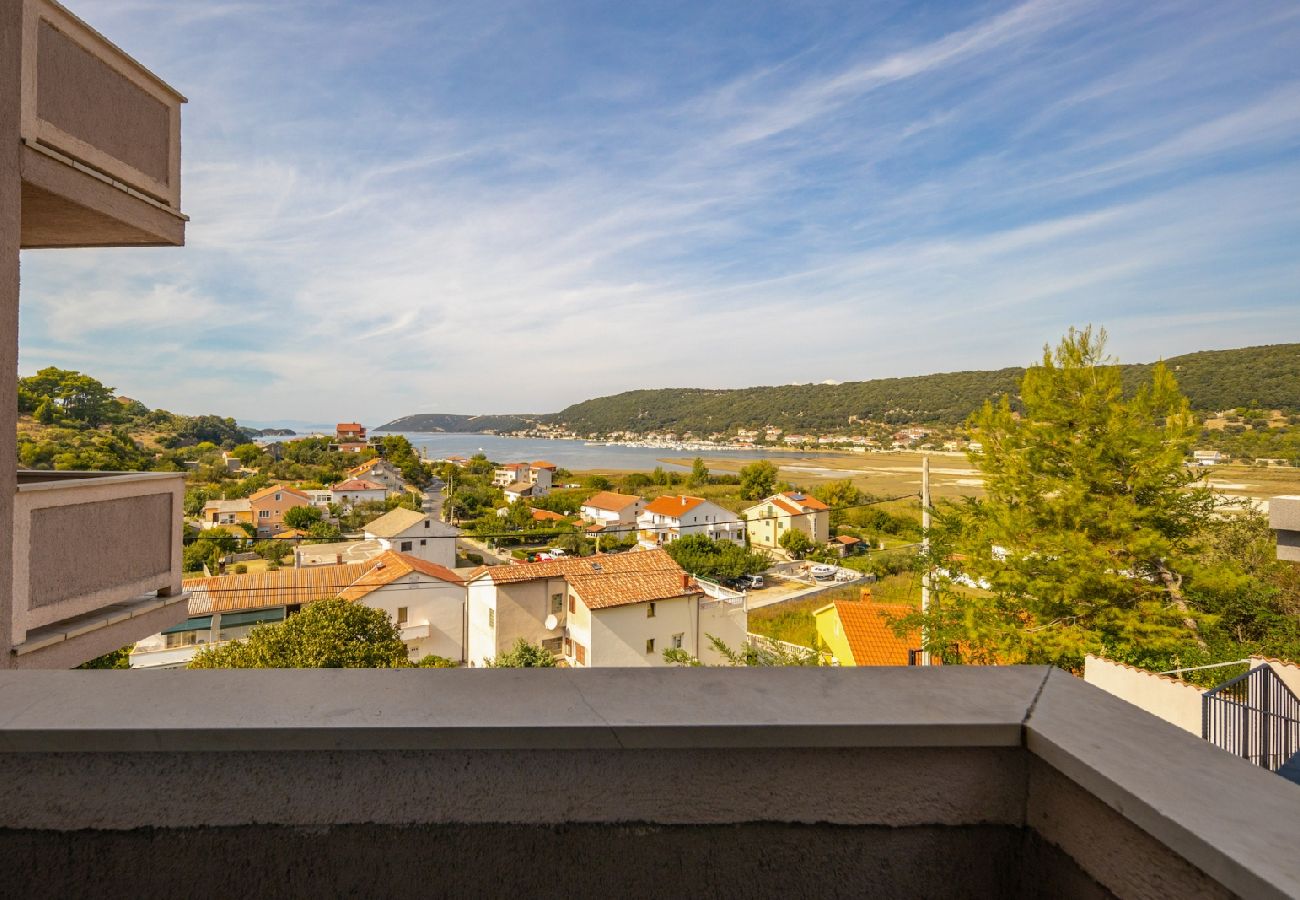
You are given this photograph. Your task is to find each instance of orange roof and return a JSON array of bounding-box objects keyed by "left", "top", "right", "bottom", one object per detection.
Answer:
[
  {"left": 583, "top": 491, "right": 643, "bottom": 512},
  {"left": 782, "top": 491, "right": 829, "bottom": 511},
  {"left": 530, "top": 508, "right": 568, "bottom": 522},
  {"left": 338, "top": 550, "right": 463, "bottom": 601},
  {"left": 530, "top": 461, "right": 558, "bottom": 470},
  {"left": 642, "top": 494, "right": 706, "bottom": 519},
  {"left": 770, "top": 497, "right": 805, "bottom": 516},
  {"left": 337, "top": 423, "right": 363, "bottom": 431},
  {"left": 835, "top": 535, "right": 862, "bottom": 545},
  {"left": 185, "top": 562, "right": 372, "bottom": 614},
  {"left": 469, "top": 548, "right": 698, "bottom": 610},
  {"left": 833, "top": 601, "right": 919, "bottom": 666},
  {"left": 248, "top": 485, "right": 310, "bottom": 503},
  {"left": 332, "top": 479, "right": 385, "bottom": 491},
  {"left": 346, "top": 458, "right": 381, "bottom": 475}
]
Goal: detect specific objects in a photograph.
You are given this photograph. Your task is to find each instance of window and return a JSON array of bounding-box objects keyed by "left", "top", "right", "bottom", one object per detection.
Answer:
[
  {"left": 420, "top": 539, "right": 426, "bottom": 546},
  {"left": 645, "top": 638, "right": 655, "bottom": 654},
  {"left": 274, "top": 493, "right": 281, "bottom": 502},
  {"left": 400, "top": 541, "right": 413, "bottom": 552},
  {"left": 564, "top": 638, "right": 572, "bottom": 656},
  {"left": 646, "top": 602, "right": 656, "bottom": 618},
  {"left": 258, "top": 510, "right": 270, "bottom": 519},
  {"left": 672, "top": 633, "right": 684, "bottom": 649},
  {"left": 396, "top": 607, "right": 408, "bottom": 626},
  {"left": 551, "top": 593, "right": 564, "bottom": 615},
  {"left": 424, "top": 520, "right": 430, "bottom": 528},
  {"left": 568, "top": 595, "right": 576, "bottom": 614},
  {"left": 487, "top": 608, "right": 496, "bottom": 629},
  {"left": 575, "top": 643, "right": 586, "bottom": 665}
]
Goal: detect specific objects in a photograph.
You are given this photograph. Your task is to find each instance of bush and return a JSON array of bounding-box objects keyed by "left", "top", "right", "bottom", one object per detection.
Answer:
[
  {"left": 233, "top": 563, "right": 248, "bottom": 574},
  {"left": 465, "top": 553, "right": 484, "bottom": 566}
]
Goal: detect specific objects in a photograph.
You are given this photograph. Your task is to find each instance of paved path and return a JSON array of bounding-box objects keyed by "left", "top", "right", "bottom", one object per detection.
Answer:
[{"left": 745, "top": 575, "right": 866, "bottom": 610}]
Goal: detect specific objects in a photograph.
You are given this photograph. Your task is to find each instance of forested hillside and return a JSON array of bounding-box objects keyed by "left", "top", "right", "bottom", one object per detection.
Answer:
[
  {"left": 374, "top": 412, "right": 538, "bottom": 433},
  {"left": 552, "top": 344, "right": 1300, "bottom": 435}
]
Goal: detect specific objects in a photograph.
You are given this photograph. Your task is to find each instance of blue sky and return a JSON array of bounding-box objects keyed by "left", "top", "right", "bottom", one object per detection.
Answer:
[{"left": 18, "top": 0, "right": 1300, "bottom": 422}]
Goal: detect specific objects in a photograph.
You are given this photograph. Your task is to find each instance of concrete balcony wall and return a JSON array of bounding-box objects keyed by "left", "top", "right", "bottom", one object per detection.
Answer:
[
  {"left": 1270, "top": 495, "right": 1300, "bottom": 562},
  {"left": 0, "top": 668, "right": 1296, "bottom": 898},
  {"left": 8, "top": 471, "right": 187, "bottom": 667},
  {"left": 16, "top": 0, "right": 185, "bottom": 247}
]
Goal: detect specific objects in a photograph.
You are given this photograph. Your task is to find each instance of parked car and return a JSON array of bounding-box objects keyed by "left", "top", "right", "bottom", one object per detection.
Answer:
[{"left": 738, "top": 574, "right": 765, "bottom": 590}]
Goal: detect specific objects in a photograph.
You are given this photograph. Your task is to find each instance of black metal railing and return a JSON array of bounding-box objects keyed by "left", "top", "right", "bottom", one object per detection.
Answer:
[{"left": 1203, "top": 664, "right": 1300, "bottom": 772}]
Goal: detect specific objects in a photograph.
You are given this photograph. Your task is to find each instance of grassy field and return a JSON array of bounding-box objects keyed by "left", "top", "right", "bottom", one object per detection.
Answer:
[{"left": 747, "top": 573, "right": 922, "bottom": 648}]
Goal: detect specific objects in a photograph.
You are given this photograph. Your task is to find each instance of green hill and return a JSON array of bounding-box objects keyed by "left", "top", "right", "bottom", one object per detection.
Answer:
[{"left": 550, "top": 343, "right": 1300, "bottom": 435}]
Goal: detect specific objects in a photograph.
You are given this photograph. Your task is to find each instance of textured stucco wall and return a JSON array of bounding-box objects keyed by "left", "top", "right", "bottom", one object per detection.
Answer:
[
  {"left": 1, "top": 1, "right": 22, "bottom": 666},
  {"left": 0, "top": 822, "right": 1112, "bottom": 900}
]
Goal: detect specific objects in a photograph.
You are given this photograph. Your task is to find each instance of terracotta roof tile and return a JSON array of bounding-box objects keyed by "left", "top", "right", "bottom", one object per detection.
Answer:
[
  {"left": 783, "top": 491, "right": 829, "bottom": 511},
  {"left": 642, "top": 494, "right": 706, "bottom": 518},
  {"left": 363, "top": 506, "right": 427, "bottom": 537},
  {"left": 834, "top": 601, "right": 918, "bottom": 666},
  {"left": 531, "top": 508, "right": 568, "bottom": 522},
  {"left": 338, "top": 550, "right": 463, "bottom": 601},
  {"left": 332, "top": 479, "right": 385, "bottom": 491},
  {"left": 469, "top": 548, "right": 697, "bottom": 610},
  {"left": 248, "top": 485, "right": 310, "bottom": 503},
  {"left": 582, "top": 491, "right": 643, "bottom": 512},
  {"left": 185, "top": 562, "right": 371, "bottom": 615}
]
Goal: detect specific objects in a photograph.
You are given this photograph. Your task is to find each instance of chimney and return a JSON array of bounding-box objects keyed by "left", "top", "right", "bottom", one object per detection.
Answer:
[{"left": 682, "top": 572, "right": 691, "bottom": 590}]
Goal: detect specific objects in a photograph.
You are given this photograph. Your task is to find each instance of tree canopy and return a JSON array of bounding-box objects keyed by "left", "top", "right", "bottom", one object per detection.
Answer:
[
  {"left": 188, "top": 598, "right": 410, "bottom": 668},
  {"left": 663, "top": 534, "right": 770, "bottom": 582}
]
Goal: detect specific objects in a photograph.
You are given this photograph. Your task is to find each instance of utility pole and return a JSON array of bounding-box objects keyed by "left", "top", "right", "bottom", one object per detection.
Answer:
[{"left": 920, "top": 454, "right": 931, "bottom": 666}]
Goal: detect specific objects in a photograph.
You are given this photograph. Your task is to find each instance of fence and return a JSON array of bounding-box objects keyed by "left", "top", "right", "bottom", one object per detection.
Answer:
[{"left": 1203, "top": 664, "right": 1300, "bottom": 772}]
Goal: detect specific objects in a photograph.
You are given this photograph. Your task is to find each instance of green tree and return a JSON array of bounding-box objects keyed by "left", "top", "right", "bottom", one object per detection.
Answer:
[
  {"left": 282, "top": 505, "right": 324, "bottom": 530},
  {"left": 77, "top": 645, "right": 133, "bottom": 669},
  {"left": 188, "top": 598, "right": 410, "bottom": 668},
  {"left": 914, "top": 327, "right": 1216, "bottom": 670},
  {"left": 778, "top": 528, "right": 816, "bottom": 559},
  {"left": 688, "top": 457, "right": 710, "bottom": 488},
  {"left": 739, "top": 460, "right": 778, "bottom": 500},
  {"left": 486, "top": 638, "right": 557, "bottom": 668},
  {"left": 663, "top": 534, "right": 770, "bottom": 582}
]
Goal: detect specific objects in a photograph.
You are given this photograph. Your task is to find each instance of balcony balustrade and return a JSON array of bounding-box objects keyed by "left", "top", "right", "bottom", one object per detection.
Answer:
[{"left": 9, "top": 470, "right": 187, "bottom": 666}]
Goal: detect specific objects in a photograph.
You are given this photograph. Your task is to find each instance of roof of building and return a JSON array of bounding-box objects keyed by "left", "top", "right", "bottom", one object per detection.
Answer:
[
  {"left": 531, "top": 508, "right": 568, "bottom": 522},
  {"left": 530, "top": 461, "right": 557, "bottom": 470},
  {"left": 186, "top": 562, "right": 372, "bottom": 615},
  {"left": 363, "top": 506, "right": 428, "bottom": 538},
  {"left": 202, "top": 499, "right": 251, "bottom": 513},
  {"left": 332, "top": 479, "right": 386, "bottom": 492},
  {"left": 585, "top": 522, "right": 607, "bottom": 533},
  {"left": 346, "top": 458, "right": 387, "bottom": 476},
  {"left": 783, "top": 491, "right": 829, "bottom": 511},
  {"left": 468, "top": 548, "right": 698, "bottom": 610},
  {"left": 248, "top": 485, "right": 310, "bottom": 503},
  {"left": 642, "top": 494, "right": 706, "bottom": 519},
  {"left": 338, "top": 550, "right": 464, "bottom": 601},
  {"left": 337, "top": 423, "right": 364, "bottom": 431},
  {"left": 503, "top": 481, "right": 535, "bottom": 494},
  {"left": 835, "top": 535, "right": 863, "bottom": 545},
  {"left": 582, "top": 491, "right": 643, "bottom": 512},
  {"left": 824, "top": 600, "right": 918, "bottom": 666}
]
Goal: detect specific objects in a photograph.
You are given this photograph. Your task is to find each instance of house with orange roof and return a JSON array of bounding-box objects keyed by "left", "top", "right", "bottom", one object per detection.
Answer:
[
  {"left": 336, "top": 422, "right": 366, "bottom": 442},
  {"left": 248, "top": 485, "right": 311, "bottom": 538},
  {"left": 492, "top": 461, "right": 553, "bottom": 496},
  {"left": 813, "top": 596, "right": 922, "bottom": 666},
  {"left": 743, "top": 491, "right": 830, "bottom": 552},
  {"left": 330, "top": 478, "right": 387, "bottom": 509},
  {"left": 635, "top": 494, "right": 745, "bottom": 548},
  {"left": 344, "top": 457, "right": 408, "bottom": 494},
  {"left": 465, "top": 548, "right": 745, "bottom": 667},
  {"left": 130, "top": 551, "right": 467, "bottom": 667},
  {"left": 579, "top": 491, "right": 647, "bottom": 532}
]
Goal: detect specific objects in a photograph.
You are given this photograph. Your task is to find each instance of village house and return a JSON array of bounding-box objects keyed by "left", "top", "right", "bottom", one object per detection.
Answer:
[
  {"left": 742, "top": 490, "right": 830, "bottom": 552},
  {"left": 579, "top": 490, "right": 646, "bottom": 534},
  {"left": 200, "top": 498, "right": 253, "bottom": 530},
  {"left": 330, "top": 478, "right": 388, "bottom": 508},
  {"left": 130, "top": 551, "right": 466, "bottom": 668},
  {"left": 336, "top": 422, "right": 366, "bottom": 443},
  {"left": 465, "top": 549, "right": 745, "bottom": 667},
  {"left": 493, "top": 461, "right": 555, "bottom": 499},
  {"left": 637, "top": 494, "right": 745, "bottom": 548},
  {"left": 302, "top": 488, "right": 333, "bottom": 509},
  {"left": 248, "top": 485, "right": 311, "bottom": 538},
  {"left": 814, "top": 594, "right": 922, "bottom": 666},
  {"left": 344, "top": 457, "right": 408, "bottom": 495},
  {"left": 363, "top": 506, "right": 461, "bottom": 570}
]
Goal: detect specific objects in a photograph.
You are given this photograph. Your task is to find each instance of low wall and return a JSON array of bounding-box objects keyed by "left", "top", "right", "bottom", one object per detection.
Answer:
[{"left": 1083, "top": 655, "right": 1204, "bottom": 734}]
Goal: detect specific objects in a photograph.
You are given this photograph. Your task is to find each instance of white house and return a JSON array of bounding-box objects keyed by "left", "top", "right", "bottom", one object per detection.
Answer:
[
  {"left": 493, "top": 461, "right": 554, "bottom": 497},
  {"left": 580, "top": 491, "right": 646, "bottom": 534},
  {"left": 130, "top": 551, "right": 467, "bottom": 668},
  {"left": 345, "top": 458, "right": 409, "bottom": 495},
  {"left": 465, "top": 549, "right": 745, "bottom": 667},
  {"left": 363, "top": 506, "right": 461, "bottom": 570},
  {"left": 1193, "top": 450, "right": 1224, "bottom": 466},
  {"left": 331, "top": 478, "right": 388, "bottom": 507},
  {"left": 302, "top": 489, "right": 333, "bottom": 509},
  {"left": 636, "top": 494, "right": 745, "bottom": 548}
]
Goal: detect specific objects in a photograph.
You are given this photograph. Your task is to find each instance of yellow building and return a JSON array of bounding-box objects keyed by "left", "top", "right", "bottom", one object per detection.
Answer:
[
  {"left": 814, "top": 595, "right": 920, "bottom": 666},
  {"left": 742, "top": 491, "right": 830, "bottom": 552}
]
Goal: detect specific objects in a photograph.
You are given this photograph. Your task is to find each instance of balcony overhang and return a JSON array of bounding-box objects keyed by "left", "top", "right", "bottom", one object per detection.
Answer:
[
  {"left": 0, "top": 668, "right": 1296, "bottom": 897},
  {"left": 16, "top": 0, "right": 186, "bottom": 248}
]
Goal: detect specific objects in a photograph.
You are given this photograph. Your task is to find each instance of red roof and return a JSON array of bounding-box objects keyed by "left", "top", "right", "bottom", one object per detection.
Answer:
[
  {"left": 332, "top": 479, "right": 385, "bottom": 491},
  {"left": 468, "top": 548, "right": 698, "bottom": 610},
  {"left": 583, "top": 491, "right": 643, "bottom": 512},
  {"left": 642, "top": 494, "right": 706, "bottom": 519},
  {"left": 339, "top": 550, "right": 464, "bottom": 601},
  {"left": 337, "top": 423, "right": 363, "bottom": 431},
  {"left": 782, "top": 491, "right": 829, "bottom": 511},
  {"left": 530, "top": 508, "right": 568, "bottom": 522},
  {"left": 530, "top": 461, "right": 558, "bottom": 470},
  {"left": 835, "top": 535, "right": 862, "bottom": 545}
]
